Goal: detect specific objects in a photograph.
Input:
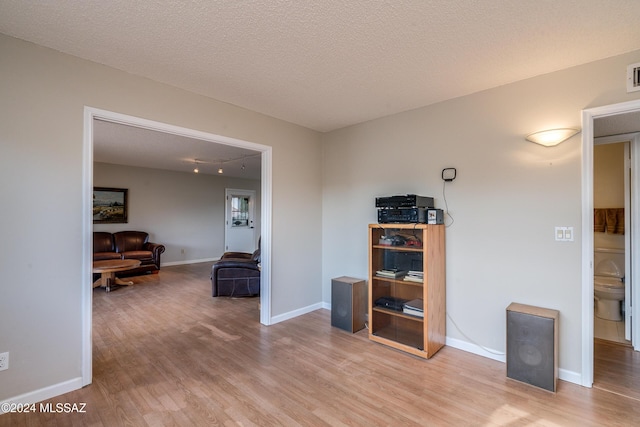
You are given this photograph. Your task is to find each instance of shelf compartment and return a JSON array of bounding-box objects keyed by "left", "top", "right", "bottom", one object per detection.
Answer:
[
  {"left": 370, "top": 309, "right": 424, "bottom": 350},
  {"left": 372, "top": 306, "right": 424, "bottom": 322},
  {"left": 371, "top": 248, "right": 423, "bottom": 278}
]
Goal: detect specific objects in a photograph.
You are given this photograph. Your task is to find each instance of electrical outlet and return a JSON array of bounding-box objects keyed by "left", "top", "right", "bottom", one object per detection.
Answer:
[{"left": 0, "top": 352, "right": 8, "bottom": 371}]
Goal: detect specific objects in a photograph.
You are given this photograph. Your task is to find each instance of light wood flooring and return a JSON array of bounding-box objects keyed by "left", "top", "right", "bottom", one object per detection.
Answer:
[
  {"left": 594, "top": 339, "right": 640, "bottom": 402},
  {"left": 2, "top": 262, "right": 640, "bottom": 426}
]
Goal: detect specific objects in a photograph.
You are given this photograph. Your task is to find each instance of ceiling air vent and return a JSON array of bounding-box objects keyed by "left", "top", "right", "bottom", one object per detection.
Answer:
[{"left": 628, "top": 62, "right": 640, "bottom": 93}]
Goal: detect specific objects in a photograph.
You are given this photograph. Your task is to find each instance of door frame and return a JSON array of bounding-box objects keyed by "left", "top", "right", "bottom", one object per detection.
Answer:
[
  {"left": 581, "top": 99, "right": 640, "bottom": 387},
  {"left": 82, "top": 107, "right": 273, "bottom": 386},
  {"left": 224, "top": 188, "right": 258, "bottom": 252}
]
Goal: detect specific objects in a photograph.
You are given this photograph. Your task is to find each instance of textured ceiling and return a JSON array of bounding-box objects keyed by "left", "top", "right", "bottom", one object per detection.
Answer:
[
  {"left": 594, "top": 111, "right": 640, "bottom": 138},
  {"left": 2, "top": 0, "right": 640, "bottom": 133},
  {"left": 2, "top": 1, "right": 640, "bottom": 177}
]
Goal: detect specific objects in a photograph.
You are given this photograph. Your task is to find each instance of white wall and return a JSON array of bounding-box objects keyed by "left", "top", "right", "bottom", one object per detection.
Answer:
[
  {"left": 0, "top": 34, "right": 322, "bottom": 402},
  {"left": 94, "top": 162, "right": 261, "bottom": 263},
  {"left": 321, "top": 49, "right": 640, "bottom": 379}
]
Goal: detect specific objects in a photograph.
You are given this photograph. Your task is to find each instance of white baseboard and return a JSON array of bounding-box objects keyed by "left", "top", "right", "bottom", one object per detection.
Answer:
[
  {"left": 446, "top": 336, "right": 506, "bottom": 363},
  {"left": 558, "top": 368, "right": 582, "bottom": 385},
  {"left": 445, "top": 336, "right": 581, "bottom": 385},
  {"left": 270, "top": 302, "right": 325, "bottom": 325},
  {"left": 162, "top": 258, "right": 217, "bottom": 267},
  {"left": 0, "top": 377, "right": 83, "bottom": 414}
]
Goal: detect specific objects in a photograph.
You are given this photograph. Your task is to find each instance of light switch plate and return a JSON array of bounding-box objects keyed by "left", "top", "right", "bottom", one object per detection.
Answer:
[
  {"left": 555, "top": 226, "right": 574, "bottom": 242},
  {"left": 555, "top": 227, "right": 564, "bottom": 240},
  {"left": 564, "top": 227, "right": 573, "bottom": 241}
]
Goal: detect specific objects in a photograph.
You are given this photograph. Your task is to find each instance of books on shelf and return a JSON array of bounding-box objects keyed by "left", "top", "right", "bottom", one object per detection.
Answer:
[
  {"left": 403, "top": 270, "right": 424, "bottom": 283},
  {"left": 404, "top": 298, "right": 423, "bottom": 310},
  {"left": 403, "top": 298, "right": 424, "bottom": 317},
  {"left": 403, "top": 308, "right": 424, "bottom": 318},
  {"left": 375, "top": 269, "right": 408, "bottom": 279}
]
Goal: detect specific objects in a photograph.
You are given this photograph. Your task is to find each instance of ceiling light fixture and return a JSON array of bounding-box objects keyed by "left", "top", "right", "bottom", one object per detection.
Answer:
[
  {"left": 186, "top": 152, "right": 258, "bottom": 175},
  {"left": 525, "top": 128, "right": 580, "bottom": 147}
]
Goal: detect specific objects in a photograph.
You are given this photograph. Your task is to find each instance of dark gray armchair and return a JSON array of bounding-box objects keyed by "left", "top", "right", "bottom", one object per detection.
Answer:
[{"left": 211, "top": 244, "right": 260, "bottom": 297}]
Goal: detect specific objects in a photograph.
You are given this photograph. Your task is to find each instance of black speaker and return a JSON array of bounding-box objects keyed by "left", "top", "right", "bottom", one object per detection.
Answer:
[
  {"left": 506, "top": 303, "right": 559, "bottom": 392},
  {"left": 331, "top": 276, "right": 367, "bottom": 333}
]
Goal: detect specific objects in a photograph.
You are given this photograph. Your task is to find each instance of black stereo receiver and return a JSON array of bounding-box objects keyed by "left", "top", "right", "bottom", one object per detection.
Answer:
[
  {"left": 375, "top": 194, "right": 434, "bottom": 209},
  {"left": 378, "top": 208, "right": 445, "bottom": 224},
  {"left": 378, "top": 208, "right": 426, "bottom": 223}
]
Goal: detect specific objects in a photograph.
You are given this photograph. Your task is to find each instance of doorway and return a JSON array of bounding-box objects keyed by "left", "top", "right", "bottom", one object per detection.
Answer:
[
  {"left": 225, "top": 189, "right": 257, "bottom": 253},
  {"left": 82, "top": 107, "right": 273, "bottom": 386},
  {"left": 592, "top": 139, "right": 631, "bottom": 345},
  {"left": 582, "top": 99, "right": 640, "bottom": 388}
]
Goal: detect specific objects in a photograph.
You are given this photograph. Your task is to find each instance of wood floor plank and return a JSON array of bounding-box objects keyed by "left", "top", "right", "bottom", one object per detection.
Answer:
[
  {"left": 594, "top": 338, "right": 640, "bottom": 402},
  {"left": 2, "top": 262, "right": 640, "bottom": 426}
]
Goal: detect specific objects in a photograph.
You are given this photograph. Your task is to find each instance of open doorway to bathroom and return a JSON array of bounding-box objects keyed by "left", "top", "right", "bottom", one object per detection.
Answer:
[
  {"left": 593, "top": 140, "right": 630, "bottom": 345},
  {"left": 588, "top": 109, "right": 640, "bottom": 399}
]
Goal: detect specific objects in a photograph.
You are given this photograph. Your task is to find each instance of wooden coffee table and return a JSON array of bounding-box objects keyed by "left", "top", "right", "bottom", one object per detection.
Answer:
[{"left": 93, "top": 259, "right": 142, "bottom": 292}]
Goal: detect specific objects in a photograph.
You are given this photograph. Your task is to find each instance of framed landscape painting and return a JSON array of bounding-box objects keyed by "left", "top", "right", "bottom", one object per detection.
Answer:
[{"left": 93, "top": 187, "right": 128, "bottom": 224}]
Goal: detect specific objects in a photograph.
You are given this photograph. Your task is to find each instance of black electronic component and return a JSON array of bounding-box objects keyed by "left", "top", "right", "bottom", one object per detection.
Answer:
[
  {"left": 375, "top": 194, "right": 435, "bottom": 209},
  {"left": 377, "top": 208, "right": 444, "bottom": 224},
  {"left": 378, "top": 208, "right": 426, "bottom": 223}
]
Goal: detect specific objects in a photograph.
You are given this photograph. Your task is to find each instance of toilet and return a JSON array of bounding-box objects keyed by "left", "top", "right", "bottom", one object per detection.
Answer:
[{"left": 594, "top": 247, "right": 625, "bottom": 321}]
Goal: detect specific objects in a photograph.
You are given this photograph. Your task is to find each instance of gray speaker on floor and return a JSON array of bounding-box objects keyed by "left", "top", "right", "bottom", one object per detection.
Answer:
[
  {"left": 506, "top": 303, "right": 559, "bottom": 392},
  {"left": 331, "top": 276, "right": 367, "bottom": 333}
]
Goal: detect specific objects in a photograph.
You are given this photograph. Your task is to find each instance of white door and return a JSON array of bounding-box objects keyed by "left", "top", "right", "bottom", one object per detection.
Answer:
[{"left": 225, "top": 189, "right": 256, "bottom": 253}]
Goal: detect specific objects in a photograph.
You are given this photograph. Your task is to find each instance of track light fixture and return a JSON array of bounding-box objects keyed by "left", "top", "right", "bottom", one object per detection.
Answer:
[{"left": 188, "top": 152, "right": 259, "bottom": 174}]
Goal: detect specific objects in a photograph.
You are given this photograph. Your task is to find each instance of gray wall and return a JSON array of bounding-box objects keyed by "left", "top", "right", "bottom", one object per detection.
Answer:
[
  {"left": 321, "top": 49, "right": 640, "bottom": 380},
  {"left": 94, "top": 162, "right": 261, "bottom": 264},
  {"left": 0, "top": 34, "right": 322, "bottom": 401}
]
